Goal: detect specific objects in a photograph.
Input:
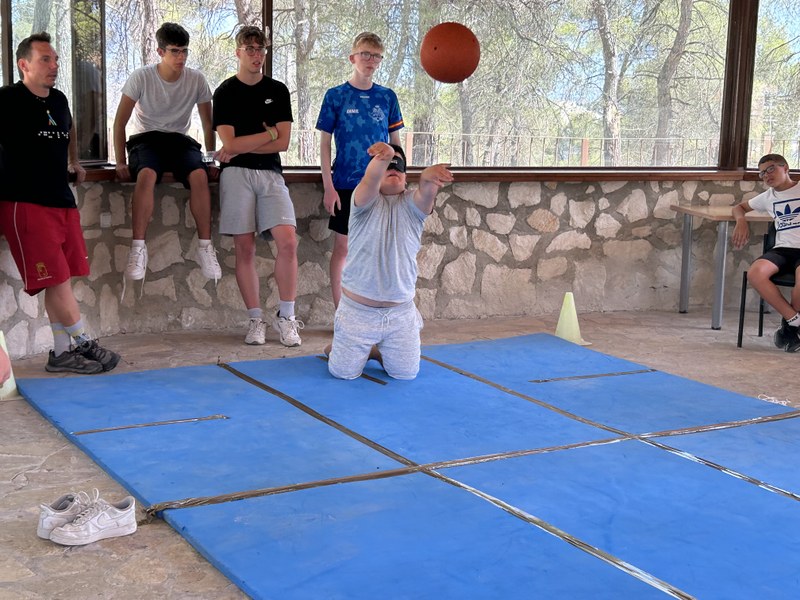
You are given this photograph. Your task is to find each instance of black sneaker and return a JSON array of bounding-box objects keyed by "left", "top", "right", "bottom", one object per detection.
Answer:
[
  {"left": 75, "top": 339, "right": 121, "bottom": 372},
  {"left": 774, "top": 319, "right": 793, "bottom": 349},
  {"left": 46, "top": 349, "right": 104, "bottom": 374},
  {"left": 784, "top": 326, "right": 800, "bottom": 353}
]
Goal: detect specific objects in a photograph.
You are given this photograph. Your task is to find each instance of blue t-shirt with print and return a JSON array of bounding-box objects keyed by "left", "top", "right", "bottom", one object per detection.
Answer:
[{"left": 316, "top": 82, "right": 403, "bottom": 189}]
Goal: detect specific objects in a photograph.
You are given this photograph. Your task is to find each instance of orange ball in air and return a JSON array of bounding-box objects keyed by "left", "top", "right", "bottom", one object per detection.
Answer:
[{"left": 420, "top": 22, "right": 480, "bottom": 84}]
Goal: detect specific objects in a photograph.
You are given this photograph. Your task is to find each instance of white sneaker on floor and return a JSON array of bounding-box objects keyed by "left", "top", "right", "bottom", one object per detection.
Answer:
[
  {"left": 272, "top": 313, "right": 304, "bottom": 347},
  {"left": 196, "top": 243, "right": 222, "bottom": 281},
  {"left": 49, "top": 492, "right": 137, "bottom": 546},
  {"left": 125, "top": 244, "right": 148, "bottom": 280},
  {"left": 37, "top": 490, "right": 93, "bottom": 539},
  {"left": 245, "top": 318, "right": 266, "bottom": 345}
]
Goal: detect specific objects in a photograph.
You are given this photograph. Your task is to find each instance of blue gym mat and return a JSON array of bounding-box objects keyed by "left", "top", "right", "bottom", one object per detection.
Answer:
[{"left": 18, "top": 333, "right": 800, "bottom": 599}]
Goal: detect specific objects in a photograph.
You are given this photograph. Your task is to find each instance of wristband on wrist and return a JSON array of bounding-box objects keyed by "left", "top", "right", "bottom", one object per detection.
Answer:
[{"left": 267, "top": 128, "right": 277, "bottom": 141}]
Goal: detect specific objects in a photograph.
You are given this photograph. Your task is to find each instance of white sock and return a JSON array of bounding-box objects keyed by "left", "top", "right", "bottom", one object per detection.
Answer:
[
  {"left": 247, "top": 308, "right": 263, "bottom": 320},
  {"left": 279, "top": 301, "right": 295, "bottom": 320},
  {"left": 51, "top": 323, "right": 71, "bottom": 356},
  {"left": 198, "top": 239, "right": 211, "bottom": 247},
  {"left": 787, "top": 313, "right": 800, "bottom": 327},
  {"left": 131, "top": 239, "right": 145, "bottom": 248}
]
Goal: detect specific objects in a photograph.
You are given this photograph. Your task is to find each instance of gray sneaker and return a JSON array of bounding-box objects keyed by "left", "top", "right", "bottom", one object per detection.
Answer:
[
  {"left": 76, "top": 339, "right": 120, "bottom": 372},
  {"left": 37, "top": 490, "right": 93, "bottom": 539},
  {"left": 45, "top": 349, "right": 104, "bottom": 374},
  {"left": 49, "top": 492, "right": 137, "bottom": 546}
]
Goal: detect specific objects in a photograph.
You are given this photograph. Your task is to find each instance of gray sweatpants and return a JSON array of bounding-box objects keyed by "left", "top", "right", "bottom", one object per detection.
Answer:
[{"left": 328, "top": 294, "right": 423, "bottom": 380}]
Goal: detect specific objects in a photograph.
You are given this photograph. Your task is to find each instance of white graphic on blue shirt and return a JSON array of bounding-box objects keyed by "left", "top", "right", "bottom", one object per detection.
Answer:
[
  {"left": 370, "top": 106, "right": 386, "bottom": 123},
  {"left": 773, "top": 198, "right": 800, "bottom": 232}
]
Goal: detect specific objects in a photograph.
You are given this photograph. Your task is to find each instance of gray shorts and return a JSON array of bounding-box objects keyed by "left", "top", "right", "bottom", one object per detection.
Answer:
[
  {"left": 219, "top": 167, "right": 296, "bottom": 240},
  {"left": 328, "top": 294, "right": 424, "bottom": 380}
]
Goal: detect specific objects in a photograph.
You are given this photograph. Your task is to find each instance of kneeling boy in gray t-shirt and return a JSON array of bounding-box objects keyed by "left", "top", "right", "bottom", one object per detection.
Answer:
[{"left": 327, "top": 142, "right": 453, "bottom": 380}]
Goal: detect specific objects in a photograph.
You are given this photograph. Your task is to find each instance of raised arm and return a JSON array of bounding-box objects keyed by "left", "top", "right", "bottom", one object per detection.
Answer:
[
  {"left": 413, "top": 163, "right": 453, "bottom": 214},
  {"left": 113, "top": 94, "right": 136, "bottom": 181},
  {"left": 731, "top": 199, "right": 754, "bottom": 249},
  {"left": 353, "top": 142, "right": 395, "bottom": 207}
]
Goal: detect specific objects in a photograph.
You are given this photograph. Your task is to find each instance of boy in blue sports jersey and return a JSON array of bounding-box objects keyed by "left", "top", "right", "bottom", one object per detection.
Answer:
[{"left": 316, "top": 32, "right": 404, "bottom": 308}]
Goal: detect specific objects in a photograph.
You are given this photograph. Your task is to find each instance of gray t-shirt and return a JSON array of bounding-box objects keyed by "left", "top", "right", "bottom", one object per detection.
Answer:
[
  {"left": 121, "top": 64, "right": 212, "bottom": 135},
  {"left": 342, "top": 189, "right": 428, "bottom": 303}
]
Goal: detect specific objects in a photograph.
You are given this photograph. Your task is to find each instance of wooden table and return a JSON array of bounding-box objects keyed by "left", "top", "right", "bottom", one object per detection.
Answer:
[{"left": 670, "top": 204, "right": 772, "bottom": 330}]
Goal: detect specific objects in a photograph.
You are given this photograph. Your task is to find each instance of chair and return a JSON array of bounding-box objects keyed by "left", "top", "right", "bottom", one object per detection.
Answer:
[{"left": 737, "top": 222, "right": 796, "bottom": 347}]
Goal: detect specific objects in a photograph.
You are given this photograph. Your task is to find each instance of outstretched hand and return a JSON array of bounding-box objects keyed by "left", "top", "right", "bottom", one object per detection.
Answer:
[
  {"left": 367, "top": 142, "right": 395, "bottom": 162},
  {"left": 420, "top": 163, "right": 454, "bottom": 189}
]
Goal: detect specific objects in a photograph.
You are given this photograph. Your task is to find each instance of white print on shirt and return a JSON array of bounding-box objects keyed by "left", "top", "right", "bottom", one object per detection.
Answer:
[
  {"left": 370, "top": 106, "right": 386, "bottom": 123},
  {"left": 772, "top": 197, "right": 800, "bottom": 233}
]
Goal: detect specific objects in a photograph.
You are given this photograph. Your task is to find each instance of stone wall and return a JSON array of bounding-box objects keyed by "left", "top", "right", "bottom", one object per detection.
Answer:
[{"left": 0, "top": 177, "right": 766, "bottom": 358}]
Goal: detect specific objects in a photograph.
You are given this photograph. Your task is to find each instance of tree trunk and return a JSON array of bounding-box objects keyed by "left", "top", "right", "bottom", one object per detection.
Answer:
[
  {"left": 458, "top": 78, "right": 475, "bottom": 166},
  {"left": 32, "top": 0, "right": 52, "bottom": 35},
  {"left": 411, "top": 0, "right": 441, "bottom": 166},
  {"left": 293, "top": 0, "right": 318, "bottom": 165},
  {"left": 233, "top": 0, "right": 259, "bottom": 27},
  {"left": 653, "top": 0, "right": 694, "bottom": 166},
  {"left": 591, "top": 0, "right": 622, "bottom": 166},
  {"left": 140, "top": 0, "right": 159, "bottom": 65}
]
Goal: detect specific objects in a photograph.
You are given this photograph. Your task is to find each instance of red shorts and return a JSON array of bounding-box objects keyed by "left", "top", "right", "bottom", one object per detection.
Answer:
[{"left": 0, "top": 202, "right": 89, "bottom": 295}]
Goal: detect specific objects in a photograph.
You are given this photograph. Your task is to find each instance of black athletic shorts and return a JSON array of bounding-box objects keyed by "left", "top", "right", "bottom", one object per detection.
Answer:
[
  {"left": 127, "top": 131, "right": 206, "bottom": 188},
  {"left": 328, "top": 188, "right": 354, "bottom": 235},
  {"left": 761, "top": 247, "right": 800, "bottom": 277}
]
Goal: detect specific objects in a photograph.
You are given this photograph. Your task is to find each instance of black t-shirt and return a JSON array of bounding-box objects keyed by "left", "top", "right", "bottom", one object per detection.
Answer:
[
  {"left": 0, "top": 82, "right": 74, "bottom": 208},
  {"left": 212, "top": 75, "right": 293, "bottom": 173}
]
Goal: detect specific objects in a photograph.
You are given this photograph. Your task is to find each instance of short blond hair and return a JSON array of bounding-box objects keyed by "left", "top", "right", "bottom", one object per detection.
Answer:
[{"left": 352, "top": 32, "right": 384, "bottom": 52}]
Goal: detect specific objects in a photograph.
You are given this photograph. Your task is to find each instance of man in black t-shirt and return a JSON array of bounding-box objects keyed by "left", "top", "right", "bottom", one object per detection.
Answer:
[
  {"left": 212, "top": 25, "right": 303, "bottom": 348},
  {"left": 0, "top": 32, "right": 119, "bottom": 374}
]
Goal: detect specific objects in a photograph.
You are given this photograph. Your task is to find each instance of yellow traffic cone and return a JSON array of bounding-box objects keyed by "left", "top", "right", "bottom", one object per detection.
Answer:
[
  {"left": 555, "top": 292, "right": 590, "bottom": 346},
  {"left": 0, "top": 330, "right": 19, "bottom": 400}
]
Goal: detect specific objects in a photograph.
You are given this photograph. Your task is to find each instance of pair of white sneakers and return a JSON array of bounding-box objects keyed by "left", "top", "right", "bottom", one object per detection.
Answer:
[
  {"left": 245, "top": 313, "right": 304, "bottom": 347},
  {"left": 37, "top": 489, "right": 137, "bottom": 546}
]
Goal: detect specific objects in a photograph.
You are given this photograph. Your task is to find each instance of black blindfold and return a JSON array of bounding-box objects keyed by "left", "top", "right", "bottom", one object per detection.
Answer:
[{"left": 387, "top": 155, "right": 406, "bottom": 173}]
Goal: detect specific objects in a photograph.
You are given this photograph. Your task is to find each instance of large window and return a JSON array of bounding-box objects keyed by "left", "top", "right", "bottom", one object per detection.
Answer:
[
  {"left": 748, "top": 0, "right": 800, "bottom": 167},
  {"left": 2, "top": 0, "right": 798, "bottom": 169}
]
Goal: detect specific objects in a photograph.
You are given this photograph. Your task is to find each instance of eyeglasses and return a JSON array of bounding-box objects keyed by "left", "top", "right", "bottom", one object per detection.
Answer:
[
  {"left": 240, "top": 45, "right": 268, "bottom": 56},
  {"left": 354, "top": 51, "right": 383, "bottom": 62},
  {"left": 758, "top": 163, "right": 785, "bottom": 178},
  {"left": 162, "top": 47, "right": 189, "bottom": 56}
]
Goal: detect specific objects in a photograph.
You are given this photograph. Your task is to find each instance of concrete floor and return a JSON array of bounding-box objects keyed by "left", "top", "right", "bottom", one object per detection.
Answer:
[{"left": 0, "top": 308, "right": 796, "bottom": 599}]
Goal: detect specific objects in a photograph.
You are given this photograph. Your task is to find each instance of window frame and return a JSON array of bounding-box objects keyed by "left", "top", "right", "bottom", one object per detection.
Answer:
[{"left": 0, "top": 0, "right": 781, "bottom": 177}]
